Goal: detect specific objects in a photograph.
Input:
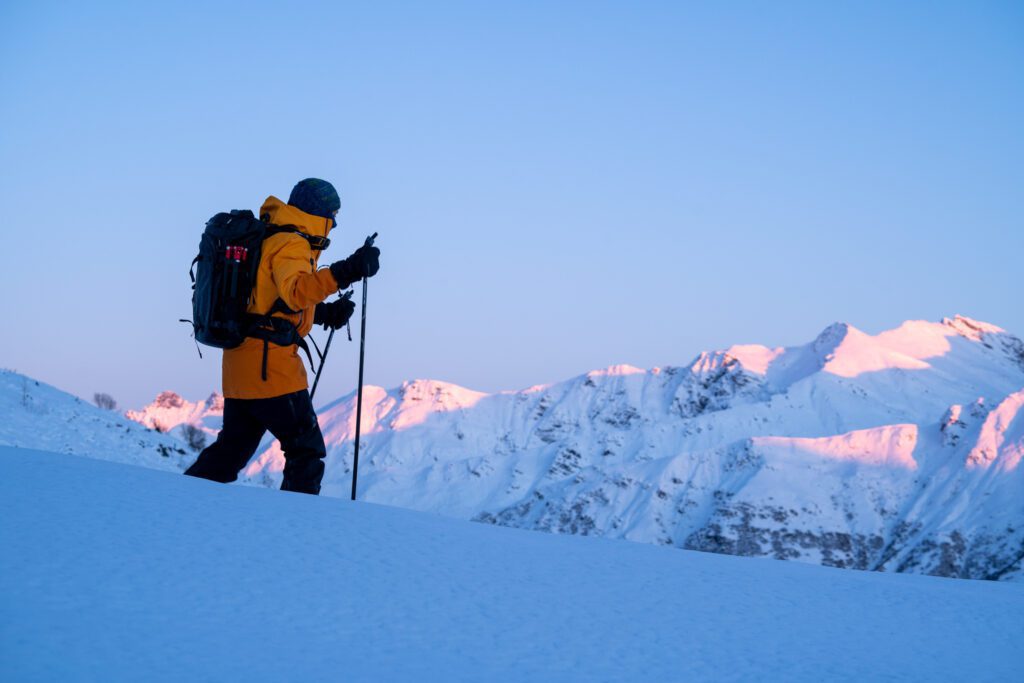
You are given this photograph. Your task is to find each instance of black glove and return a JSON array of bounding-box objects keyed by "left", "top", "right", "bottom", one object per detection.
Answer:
[
  {"left": 314, "top": 298, "right": 356, "bottom": 330},
  {"left": 329, "top": 245, "right": 380, "bottom": 288}
]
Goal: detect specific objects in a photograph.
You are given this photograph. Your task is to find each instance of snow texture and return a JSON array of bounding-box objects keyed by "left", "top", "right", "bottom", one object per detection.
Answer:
[
  {"left": 1, "top": 447, "right": 1021, "bottom": 682},
  {"left": 0, "top": 370, "right": 191, "bottom": 469}
]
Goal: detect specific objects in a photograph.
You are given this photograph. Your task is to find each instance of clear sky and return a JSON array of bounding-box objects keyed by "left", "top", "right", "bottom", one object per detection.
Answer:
[{"left": 1, "top": 1, "right": 1021, "bottom": 410}]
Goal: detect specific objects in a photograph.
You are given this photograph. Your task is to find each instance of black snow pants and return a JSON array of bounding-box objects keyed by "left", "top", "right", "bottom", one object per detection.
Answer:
[{"left": 184, "top": 389, "right": 327, "bottom": 495}]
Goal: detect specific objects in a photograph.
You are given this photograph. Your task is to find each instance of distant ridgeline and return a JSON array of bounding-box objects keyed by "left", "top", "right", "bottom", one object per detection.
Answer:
[{"left": 9, "top": 315, "right": 1024, "bottom": 581}]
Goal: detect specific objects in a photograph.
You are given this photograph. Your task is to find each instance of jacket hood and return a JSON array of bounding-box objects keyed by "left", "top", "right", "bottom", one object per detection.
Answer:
[{"left": 260, "top": 196, "right": 333, "bottom": 238}]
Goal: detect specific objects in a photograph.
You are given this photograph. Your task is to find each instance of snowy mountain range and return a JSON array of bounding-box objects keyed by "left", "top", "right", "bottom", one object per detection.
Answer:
[
  {"left": 125, "top": 390, "right": 224, "bottom": 439},
  {"left": 6, "top": 315, "right": 1023, "bottom": 581}
]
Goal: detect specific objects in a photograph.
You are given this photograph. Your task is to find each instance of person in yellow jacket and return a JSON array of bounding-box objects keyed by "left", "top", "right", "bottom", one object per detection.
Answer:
[{"left": 185, "top": 178, "right": 379, "bottom": 495}]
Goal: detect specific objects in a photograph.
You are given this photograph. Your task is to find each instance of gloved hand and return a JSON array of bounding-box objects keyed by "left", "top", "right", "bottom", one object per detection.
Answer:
[
  {"left": 313, "top": 298, "right": 356, "bottom": 330},
  {"left": 329, "top": 244, "right": 380, "bottom": 288}
]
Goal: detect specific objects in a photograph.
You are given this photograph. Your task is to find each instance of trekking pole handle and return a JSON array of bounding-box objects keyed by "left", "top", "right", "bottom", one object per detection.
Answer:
[{"left": 365, "top": 232, "right": 378, "bottom": 248}]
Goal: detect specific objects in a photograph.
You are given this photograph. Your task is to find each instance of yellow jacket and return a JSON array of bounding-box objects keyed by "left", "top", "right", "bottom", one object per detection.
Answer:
[{"left": 222, "top": 196, "right": 340, "bottom": 399}]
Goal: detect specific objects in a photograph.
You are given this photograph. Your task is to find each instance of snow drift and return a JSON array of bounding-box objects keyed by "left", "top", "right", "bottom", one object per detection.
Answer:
[{"left": 1, "top": 447, "right": 1021, "bottom": 682}]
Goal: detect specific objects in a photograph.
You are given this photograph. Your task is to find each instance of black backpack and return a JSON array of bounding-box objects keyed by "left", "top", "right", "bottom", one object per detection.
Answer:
[{"left": 184, "top": 210, "right": 329, "bottom": 376}]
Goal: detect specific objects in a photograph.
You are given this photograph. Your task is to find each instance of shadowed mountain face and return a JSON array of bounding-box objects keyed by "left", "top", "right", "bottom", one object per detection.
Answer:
[{"left": 220, "top": 315, "right": 1022, "bottom": 581}]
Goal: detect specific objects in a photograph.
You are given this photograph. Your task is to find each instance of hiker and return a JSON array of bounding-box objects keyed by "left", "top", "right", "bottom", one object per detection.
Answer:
[{"left": 185, "top": 178, "right": 380, "bottom": 494}]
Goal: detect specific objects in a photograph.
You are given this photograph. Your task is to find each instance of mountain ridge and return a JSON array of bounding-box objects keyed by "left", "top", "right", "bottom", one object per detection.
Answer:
[
  {"left": 237, "top": 315, "right": 1024, "bottom": 580},
  {"left": 7, "top": 314, "right": 1022, "bottom": 580}
]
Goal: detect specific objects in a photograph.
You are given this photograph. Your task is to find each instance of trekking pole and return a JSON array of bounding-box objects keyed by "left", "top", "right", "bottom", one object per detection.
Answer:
[
  {"left": 309, "top": 289, "right": 354, "bottom": 402},
  {"left": 351, "top": 232, "right": 378, "bottom": 501}
]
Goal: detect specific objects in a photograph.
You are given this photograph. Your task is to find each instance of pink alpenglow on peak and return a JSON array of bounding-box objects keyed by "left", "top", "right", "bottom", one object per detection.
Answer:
[
  {"left": 818, "top": 315, "right": 1022, "bottom": 379},
  {"left": 967, "top": 389, "right": 1024, "bottom": 472},
  {"left": 689, "top": 346, "right": 784, "bottom": 377},
  {"left": 389, "top": 380, "right": 488, "bottom": 431},
  {"left": 723, "top": 345, "right": 785, "bottom": 376},
  {"left": 125, "top": 391, "right": 224, "bottom": 435},
  {"left": 943, "top": 315, "right": 1007, "bottom": 339},
  {"left": 754, "top": 424, "right": 920, "bottom": 471},
  {"left": 398, "top": 379, "right": 489, "bottom": 409},
  {"left": 817, "top": 324, "right": 933, "bottom": 378},
  {"left": 587, "top": 364, "right": 646, "bottom": 379},
  {"left": 707, "top": 316, "right": 1023, "bottom": 385}
]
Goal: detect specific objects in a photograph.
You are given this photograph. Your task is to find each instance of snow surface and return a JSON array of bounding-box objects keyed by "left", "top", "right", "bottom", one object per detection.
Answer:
[
  {"left": 0, "top": 370, "right": 192, "bottom": 470},
  {"left": 1, "top": 447, "right": 1021, "bottom": 682}
]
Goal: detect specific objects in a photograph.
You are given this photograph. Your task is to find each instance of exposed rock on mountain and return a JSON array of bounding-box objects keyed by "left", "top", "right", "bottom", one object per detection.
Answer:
[{"left": 239, "top": 315, "right": 1024, "bottom": 580}]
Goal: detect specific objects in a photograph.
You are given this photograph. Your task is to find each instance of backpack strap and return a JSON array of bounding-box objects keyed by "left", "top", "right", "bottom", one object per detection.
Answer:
[
  {"left": 261, "top": 339, "right": 269, "bottom": 381},
  {"left": 244, "top": 313, "right": 317, "bottom": 381},
  {"left": 268, "top": 298, "right": 299, "bottom": 316}
]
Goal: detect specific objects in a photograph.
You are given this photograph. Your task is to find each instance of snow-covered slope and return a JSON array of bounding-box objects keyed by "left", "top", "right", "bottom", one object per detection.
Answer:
[
  {"left": 2, "top": 447, "right": 1021, "bottom": 682},
  {"left": 126, "top": 390, "right": 224, "bottom": 439},
  {"left": 0, "top": 370, "right": 192, "bottom": 470},
  {"left": 236, "top": 315, "right": 1024, "bottom": 581}
]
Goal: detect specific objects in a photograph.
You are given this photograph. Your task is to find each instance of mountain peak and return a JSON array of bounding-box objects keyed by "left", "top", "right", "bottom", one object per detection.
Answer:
[
  {"left": 586, "top": 364, "right": 646, "bottom": 379},
  {"left": 812, "top": 321, "right": 856, "bottom": 357},
  {"left": 153, "top": 390, "right": 185, "bottom": 409},
  {"left": 398, "top": 379, "right": 488, "bottom": 409},
  {"left": 126, "top": 390, "right": 223, "bottom": 434},
  {"left": 812, "top": 320, "right": 950, "bottom": 378},
  {"left": 688, "top": 349, "right": 774, "bottom": 383},
  {"left": 943, "top": 314, "right": 1007, "bottom": 340}
]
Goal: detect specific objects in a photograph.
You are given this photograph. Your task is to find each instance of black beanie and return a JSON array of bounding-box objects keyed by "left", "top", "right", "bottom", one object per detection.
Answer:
[{"left": 288, "top": 178, "right": 340, "bottom": 220}]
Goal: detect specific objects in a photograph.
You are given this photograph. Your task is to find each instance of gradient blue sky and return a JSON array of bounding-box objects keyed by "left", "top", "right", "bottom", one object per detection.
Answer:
[{"left": 1, "top": 1, "right": 1021, "bottom": 409}]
